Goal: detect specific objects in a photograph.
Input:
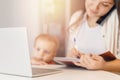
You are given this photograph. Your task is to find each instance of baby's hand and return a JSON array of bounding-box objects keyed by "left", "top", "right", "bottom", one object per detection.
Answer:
[{"left": 31, "top": 58, "right": 48, "bottom": 65}]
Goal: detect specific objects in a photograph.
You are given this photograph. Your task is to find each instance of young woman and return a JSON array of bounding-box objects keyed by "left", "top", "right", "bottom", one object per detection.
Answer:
[{"left": 67, "top": 0, "right": 120, "bottom": 71}]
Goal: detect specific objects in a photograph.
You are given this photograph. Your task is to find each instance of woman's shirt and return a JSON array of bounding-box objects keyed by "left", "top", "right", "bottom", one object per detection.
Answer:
[
  {"left": 67, "top": 9, "right": 119, "bottom": 58},
  {"left": 74, "top": 20, "right": 107, "bottom": 54}
]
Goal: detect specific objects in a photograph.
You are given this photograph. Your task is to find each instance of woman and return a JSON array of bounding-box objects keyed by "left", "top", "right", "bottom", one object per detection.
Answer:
[{"left": 67, "top": 0, "right": 120, "bottom": 71}]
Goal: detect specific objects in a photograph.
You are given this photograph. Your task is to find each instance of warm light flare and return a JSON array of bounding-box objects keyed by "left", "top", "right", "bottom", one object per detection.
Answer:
[
  {"left": 41, "top": 0, "right": 55, "bottom": 15},
  {"left": 40, "top": 0, "right": 65, "bottom": 19}
]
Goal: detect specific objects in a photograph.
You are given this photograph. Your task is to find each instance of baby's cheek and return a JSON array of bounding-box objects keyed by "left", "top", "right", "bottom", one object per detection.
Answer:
[
  {"left": 33, "top": 53, "right": 38, "bottom": 58},
  {"left": 33, "top": 51, "right": 39, "bottom": 56}
]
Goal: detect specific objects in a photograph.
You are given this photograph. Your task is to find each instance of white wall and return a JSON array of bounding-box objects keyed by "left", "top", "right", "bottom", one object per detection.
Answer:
[
  {"left": 0, "top": 0, "right": 41, "bottom": 55},
  {"left": 0, "top": 0, "right": 85, "bottom": 56}
]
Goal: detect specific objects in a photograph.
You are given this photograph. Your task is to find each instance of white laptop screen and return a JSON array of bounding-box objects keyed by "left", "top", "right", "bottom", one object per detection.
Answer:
[
  {"left": 0, "top": 27, "right": 32, "bottom": 77},
  {"left": 0, "top": 27, "right": 61, "bottom": 77}
]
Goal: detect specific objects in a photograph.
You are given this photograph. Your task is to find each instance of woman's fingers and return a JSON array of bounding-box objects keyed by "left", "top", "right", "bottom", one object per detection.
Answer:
[
  {"left": 73, "top": 54, "right": 106, "bottom": 70},
  {"left": 73, "top": 54, "right": 97, "bottom": 69},
  {"left": 83, "top": 54, "right": 92, "bottom": 65},
  {"left": 73, "top": 54, "right": 88, "bottom": 68},
  {"left": 73, "top": 62, "right": 83, "bottom": 67},
  {"left": 70, "top": 48, "right": 84, "bottom": 58},
  {"left": 69, "top": 48, "right": 78, "bottom": 57}
]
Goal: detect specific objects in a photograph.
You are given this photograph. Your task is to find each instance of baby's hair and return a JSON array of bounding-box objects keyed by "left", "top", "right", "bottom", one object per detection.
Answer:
[{"left": 34, "top": 34, "right": 59, "bottom": 51}]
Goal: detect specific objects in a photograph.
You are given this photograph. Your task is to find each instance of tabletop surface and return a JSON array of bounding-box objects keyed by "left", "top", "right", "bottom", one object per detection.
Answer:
[{"left": 0, "top": 65, "right": 120, "bottom": 80}]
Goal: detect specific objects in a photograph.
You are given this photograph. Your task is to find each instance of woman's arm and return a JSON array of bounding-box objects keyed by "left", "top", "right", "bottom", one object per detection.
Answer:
[
  {"left": 66, "top": 10, "right": 84, "bottom": 56},
  {"left": 74, "top": 54, "right": 120, "bottom": 72},
  {"left": 102, "top": 59, "right": 120, "bottom": 72}
]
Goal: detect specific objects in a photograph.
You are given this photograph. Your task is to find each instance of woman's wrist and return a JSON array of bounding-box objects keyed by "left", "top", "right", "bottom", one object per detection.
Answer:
[
  {"left": 101, "top": 61, "right": 109, "bottom": 70},
  {"left": 101, "top": 61, "right": 115, "bottom": 71}
]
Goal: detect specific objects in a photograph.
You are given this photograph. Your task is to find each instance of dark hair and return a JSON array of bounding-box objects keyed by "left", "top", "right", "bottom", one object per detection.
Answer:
[
  {"left": 115, "top": 0, "right": 120, "bottom": 55},
  {"left": 96, "top": 5, "right": 116, "bottom": 25},
  {"left": 115, "top": 0, "right": 120, "bottom": 26}
]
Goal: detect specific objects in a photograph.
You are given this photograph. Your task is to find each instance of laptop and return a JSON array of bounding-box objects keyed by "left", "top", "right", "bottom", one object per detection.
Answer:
[{"left": 0, "top": 27, "right": 61, "bottom": 77}]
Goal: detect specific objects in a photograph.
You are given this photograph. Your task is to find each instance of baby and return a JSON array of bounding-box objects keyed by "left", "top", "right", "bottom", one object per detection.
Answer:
[{"left": 31, "top": 34, "right": 59, "bottom": 65}]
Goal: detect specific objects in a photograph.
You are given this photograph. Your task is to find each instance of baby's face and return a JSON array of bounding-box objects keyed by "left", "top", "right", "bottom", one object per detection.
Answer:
[{"left": 33, "top": 39, "right": 56, "bottom": 63}]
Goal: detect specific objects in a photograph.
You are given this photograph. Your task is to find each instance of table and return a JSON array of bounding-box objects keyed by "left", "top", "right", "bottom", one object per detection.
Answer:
[{"left": 0, "top": 65, "right": 120, "bottom": 80}]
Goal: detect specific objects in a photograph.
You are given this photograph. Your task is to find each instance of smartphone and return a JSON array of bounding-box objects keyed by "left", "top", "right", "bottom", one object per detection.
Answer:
[{"left": 96, "top": 5, "right": 116, "bottom": 25}]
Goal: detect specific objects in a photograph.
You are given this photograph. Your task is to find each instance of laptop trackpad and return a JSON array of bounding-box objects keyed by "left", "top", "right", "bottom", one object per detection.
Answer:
[{"left": 32, "top": 68, "right": 61, "bottom": 77}]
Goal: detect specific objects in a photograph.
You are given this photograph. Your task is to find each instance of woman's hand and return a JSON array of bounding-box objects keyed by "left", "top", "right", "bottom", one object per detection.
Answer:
[
  {"left": 69, "top": 48, "right": 83, "bottom": 58},
  {"left": 74, "top": 54, "right": 106, "bottom": 70}
]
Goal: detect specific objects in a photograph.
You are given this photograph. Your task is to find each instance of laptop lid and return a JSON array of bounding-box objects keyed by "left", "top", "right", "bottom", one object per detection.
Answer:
[
  {"left": 0, "top": 27, "right": 62, "bottom": 77},
  {"left": 0, "top": 27, "right": 32, "bottom": 77}
]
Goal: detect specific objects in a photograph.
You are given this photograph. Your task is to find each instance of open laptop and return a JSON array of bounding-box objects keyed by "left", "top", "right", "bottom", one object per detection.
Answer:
[{"left": 0, "top": 27, "right": 61, "bottom": 77}]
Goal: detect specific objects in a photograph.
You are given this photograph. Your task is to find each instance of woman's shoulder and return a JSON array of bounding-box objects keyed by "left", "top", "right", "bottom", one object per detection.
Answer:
[
  {"left": 67, "top": 10, "right": 84, "bottom": 33},
  {"left": 69, "top": 10, "right": 84, "bottom": 26}
]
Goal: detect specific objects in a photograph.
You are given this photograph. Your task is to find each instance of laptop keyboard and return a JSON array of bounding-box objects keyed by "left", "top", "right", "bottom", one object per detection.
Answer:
[{"left": 32, "top": 68, "right": 61, "bottom": 77}]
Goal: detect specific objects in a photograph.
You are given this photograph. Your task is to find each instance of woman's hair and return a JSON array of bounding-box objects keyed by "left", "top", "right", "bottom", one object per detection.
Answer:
[
  {"left": 115, "top": 0, "right": 120, "bottom": 26},
  {"left": 96, "top": 5, "right": 116, "bottom": 25},
  {"left": 97, "top": 0, "right": 117, "bottom": 25},
  {"left": 115, "top": 0, "right": 120, "bottom": 55},
  {"left": 68, "top": 0, "right": 119, "bottom": 31}
]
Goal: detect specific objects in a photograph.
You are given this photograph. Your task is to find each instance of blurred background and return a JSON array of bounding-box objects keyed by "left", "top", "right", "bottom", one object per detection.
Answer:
[{"left": 0, "top": 0, "right": 84, "bottom": 57}]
